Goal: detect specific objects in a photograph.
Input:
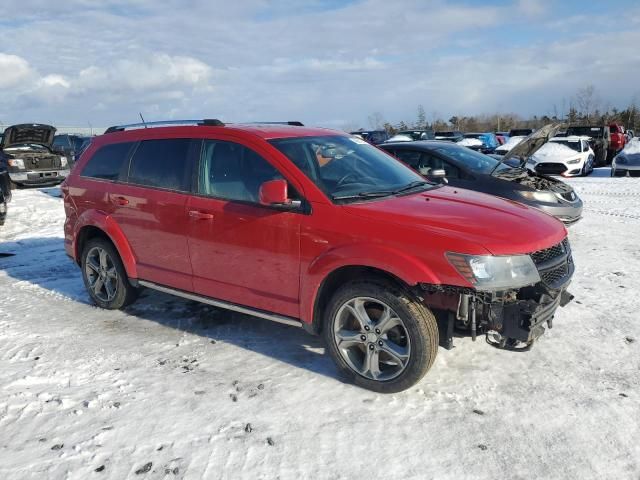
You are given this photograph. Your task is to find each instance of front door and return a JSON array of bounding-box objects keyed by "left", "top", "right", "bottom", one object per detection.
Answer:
[{"left": 186, "top": 139, "right": 302, "bottom": 318}]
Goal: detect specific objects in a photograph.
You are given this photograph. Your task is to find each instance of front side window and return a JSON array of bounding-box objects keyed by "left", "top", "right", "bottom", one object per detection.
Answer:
[
  {"left": 128, "top": 139, "right": 192, "bottom": 191},
  {"left": 270, "top": 135, "right": 432, "bottom": 201},
  {"left": 199, "top": 140, "right": 283, "bottom": 202},
  {"left": 81, "top": 141, "right": 135, "bottom": 181}
]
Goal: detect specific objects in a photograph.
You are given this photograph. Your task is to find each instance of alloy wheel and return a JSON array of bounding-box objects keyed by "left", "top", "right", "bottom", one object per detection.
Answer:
[
  {"left": 333, "top": 297, "right": 411, "bottom": 381},
  {"left": 85, "top": 246, "right": 118, "bottom": 302}
]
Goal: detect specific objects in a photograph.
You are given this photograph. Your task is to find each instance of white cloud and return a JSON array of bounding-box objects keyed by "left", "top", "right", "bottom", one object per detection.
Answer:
[{"left": 0, "top": 53, "right": 34, "bottom": 88}]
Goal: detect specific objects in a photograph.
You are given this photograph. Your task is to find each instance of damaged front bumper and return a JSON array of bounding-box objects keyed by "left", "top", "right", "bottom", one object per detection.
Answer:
[{"left": 422, "top": 239, "right": 575, "bottom": 351}]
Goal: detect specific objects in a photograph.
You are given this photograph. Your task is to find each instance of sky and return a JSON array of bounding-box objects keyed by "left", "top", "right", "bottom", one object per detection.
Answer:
[{"left": 1, "top": 0, "right": 640, "bottom": 130}]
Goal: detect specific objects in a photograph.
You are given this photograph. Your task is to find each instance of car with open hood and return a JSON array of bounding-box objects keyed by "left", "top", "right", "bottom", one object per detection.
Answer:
[
  {"left": 63, "top": 119, "right": 573, "bottom": 393},
  {"left": 612, "top": 139, "right": 640, "bottom": 177},
  {"left": 381, "top": 124, "right": 583, "bottom": 225},
  {"left": 1, "top": 124, "right": 70, "bottom": 187},
  {"left": 527, "top": 136, "right": 595, "bottom": 177}
]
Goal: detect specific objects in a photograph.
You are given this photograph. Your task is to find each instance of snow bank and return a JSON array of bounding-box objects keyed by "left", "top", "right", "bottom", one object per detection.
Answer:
[{"left": 457, "top": 138, "right": 483, "bottom": 147}]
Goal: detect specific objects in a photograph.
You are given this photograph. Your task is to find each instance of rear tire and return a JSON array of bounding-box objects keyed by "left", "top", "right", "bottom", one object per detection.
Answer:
[
  {"left": 322, "top": 280, "right": 438, "bottom": 393},
  {"left": 81, "top": 238, "right": 139, "bottom": 309}
]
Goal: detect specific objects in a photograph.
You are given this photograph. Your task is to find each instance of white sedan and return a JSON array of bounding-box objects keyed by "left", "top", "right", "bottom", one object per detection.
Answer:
[{"left": 527, "top": 136, "right": 595, "bottom": 177}]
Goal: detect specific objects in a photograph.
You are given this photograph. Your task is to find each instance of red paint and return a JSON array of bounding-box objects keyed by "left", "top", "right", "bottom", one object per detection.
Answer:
[{"left": 63, "top": 123, "right": 568, "bottom": 326}]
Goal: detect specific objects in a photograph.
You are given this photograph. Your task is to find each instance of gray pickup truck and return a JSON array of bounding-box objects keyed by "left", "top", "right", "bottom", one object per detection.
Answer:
[{"left": 1, "top": 124, "right": 70, "bottom": 188}]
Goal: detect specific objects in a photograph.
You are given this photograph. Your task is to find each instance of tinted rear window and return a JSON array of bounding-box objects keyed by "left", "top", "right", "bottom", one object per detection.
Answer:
[
  {"left": 81, "top": 142, "right": 134, "bottom": 181},
  {"left": 128, "top": 139, "right": 193, "bottom": 191}
]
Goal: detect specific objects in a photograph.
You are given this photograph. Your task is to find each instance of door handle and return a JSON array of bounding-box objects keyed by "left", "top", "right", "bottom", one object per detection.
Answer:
[
  {"left": 188, "top": 210, "right": 214, "bottom": 220},
  {"left": 111, "top": 195, "right": 129, "bottom": 206}
]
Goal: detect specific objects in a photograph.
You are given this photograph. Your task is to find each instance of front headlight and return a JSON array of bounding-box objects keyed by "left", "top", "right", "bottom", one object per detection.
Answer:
[
  {"left": 566, "top": 157, "right": 582, "bottom": 165},
  {"left": 60, "top": 156, "right": 68, "bottom": 167},
  {"left": 446, "top": 253, "right": 540, "bottom": 290},
  {"left": 517, "top": 190, "right": 558, "bottom": 203},
  {"left": 8, "top": 158, "right": 25, "bottom": 169}
]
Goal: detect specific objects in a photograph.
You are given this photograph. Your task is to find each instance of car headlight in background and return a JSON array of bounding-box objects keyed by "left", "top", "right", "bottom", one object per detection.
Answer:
[
  {"left": 446, "top": 253, "right": 541, "bottom": 290},
  {"left": 8, "top": 158, "right": 25, "bottom": 169},
  {"left": 615, "top": 156, "right": 626, "bottom": 165},
  {"left": 517, "top": 190, "right": 559, "bottom": 203},
  {"left": 60, "top": 157, "right": 68, "bottom": 167},
  {"left": 566, "top": 157, "right": 582, "bottom": 164}
]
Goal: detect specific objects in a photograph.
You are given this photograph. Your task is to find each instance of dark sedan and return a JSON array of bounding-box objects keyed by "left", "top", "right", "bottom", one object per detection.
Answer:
[{"left": 380, "top": 132, "right": 583, "bottom": 225}]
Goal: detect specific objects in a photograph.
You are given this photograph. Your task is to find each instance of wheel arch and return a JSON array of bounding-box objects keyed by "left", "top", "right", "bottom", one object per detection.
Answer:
[{"left": 74, "top": 211, "right": 137, "bottom": 279}]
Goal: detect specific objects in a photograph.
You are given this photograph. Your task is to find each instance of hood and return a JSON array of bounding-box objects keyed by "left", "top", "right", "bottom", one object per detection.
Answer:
[
  {"left": 502, "top": 123, "right": 563, "bottom": 168},
  {"left": 343, "top": 187, "right": 566, "bottom": 255},
  {"left": 531, "top": 142, "right": 580, "bottom": 162},
  {"left": 1, "top": 124, "right": 56, "bottom": 149}
]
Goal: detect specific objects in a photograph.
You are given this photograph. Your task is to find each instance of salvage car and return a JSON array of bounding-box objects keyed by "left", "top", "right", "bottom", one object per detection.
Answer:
[
  {"left": 611, "top": 139, "right": 640, "bottom": 177},
  {"left": 434, "top": 131, "right": 464, "bottom": 142},
  {"left": 527, "top": 136, "right": 595, "bottom": 177},
  {"left": 381, "top": 124, "right": 583, "bottom": 225},
  {"left": 53, "top": 134, "right": 92, "bottom": 166},
  {"left": 458, "top": 132, "right": 499, "bottom": 153},
  {"left": 1, "top": 124, "right": 70, "bottom": 187},
  {"left": 565, "top": 125, "right": 609, "bottom": 166},
  {"left": 349, "top": 130, "right": 389, "bottom": 145},
  {"left": 63, "top": 119, "right": 574, "bottom": 393}
]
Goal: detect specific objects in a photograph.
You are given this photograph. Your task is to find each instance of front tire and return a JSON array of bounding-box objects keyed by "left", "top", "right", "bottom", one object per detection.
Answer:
[
  {"left": 81, "top": 238, "right": 139, "bottom": 309},
  {"left": 323, "top": 280, "right": 438, "bottom": 393}
]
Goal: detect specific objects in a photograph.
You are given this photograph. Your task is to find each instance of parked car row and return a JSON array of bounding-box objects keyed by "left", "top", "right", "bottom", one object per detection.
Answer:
[{"left": 55, "top": 118, "right": 576, "bottom": 393}]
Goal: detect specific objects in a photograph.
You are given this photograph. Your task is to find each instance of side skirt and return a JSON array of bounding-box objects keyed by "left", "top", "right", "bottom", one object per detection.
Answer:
[{"left": 138, "top": 280, "right": 303, "bottom": 329}]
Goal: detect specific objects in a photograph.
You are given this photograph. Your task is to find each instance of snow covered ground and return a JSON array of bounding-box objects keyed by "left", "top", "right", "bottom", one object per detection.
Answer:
[{"left": 1, "top": 170, "right": 639, "bottom": 479}]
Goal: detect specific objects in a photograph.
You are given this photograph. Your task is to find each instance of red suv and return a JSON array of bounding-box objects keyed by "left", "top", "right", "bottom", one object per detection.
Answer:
[{"left": 63, "top": 119, "right": 574, "bottom": 393}]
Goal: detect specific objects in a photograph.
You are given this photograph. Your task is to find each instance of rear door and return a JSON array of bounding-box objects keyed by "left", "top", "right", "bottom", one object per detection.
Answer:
[
  {"left": 110, "top": 138, "right": 198, "bottom": 291},
  {"left": 186, "top": 138, "right": 303, "bottom": 318}
]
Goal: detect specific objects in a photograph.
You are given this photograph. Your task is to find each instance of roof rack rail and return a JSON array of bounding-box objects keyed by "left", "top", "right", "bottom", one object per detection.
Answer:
[
  {"left": 104, "top": 118, "right": 225, "bottom": 134},
  {"left": 248, "top": 121, "right": 304, "bottom": 127}
]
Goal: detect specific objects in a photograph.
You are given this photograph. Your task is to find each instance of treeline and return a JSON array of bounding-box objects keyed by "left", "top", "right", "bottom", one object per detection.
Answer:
[{"left": 360, "top": 85, "right": 639, "bottom": 134}]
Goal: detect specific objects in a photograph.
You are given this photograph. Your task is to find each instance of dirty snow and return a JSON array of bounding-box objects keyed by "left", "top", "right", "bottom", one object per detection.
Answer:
[
  {"left": 1, "top": 174, "right": 639, "bottom": 479},
  {"left": 457, "top": 138, "right": 483, "bottom": 147}
]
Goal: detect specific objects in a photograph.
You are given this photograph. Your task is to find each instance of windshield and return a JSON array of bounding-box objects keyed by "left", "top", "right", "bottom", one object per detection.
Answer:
[
  {"left": 429, "top": 143, "right": 510, "bottom": 174},
  {"left": 270, "top": 135, "right": 433, "bottom": 201},
  {"left": 550, "top": 140, "right": 581, "bottom": 152},
  {"left": 463, "top": 133, "right": 482, "bottom": 139},
  {"left": 435, "top": 131, "right": 458, "bottom": 137}
]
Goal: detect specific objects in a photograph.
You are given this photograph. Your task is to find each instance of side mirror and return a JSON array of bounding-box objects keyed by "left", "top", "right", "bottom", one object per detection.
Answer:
[
  {"left": 259, "top": 179, "right": 301, "bottom": 210},
  {"left": 428, "top": 169, "right": 448, "bottom": 184}
]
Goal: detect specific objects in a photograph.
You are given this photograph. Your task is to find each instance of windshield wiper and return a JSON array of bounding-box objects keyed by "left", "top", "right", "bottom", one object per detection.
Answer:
[
  {"left": 392, "top": 180, "right": 430, "bottom": 194},
  {"left": 332, "top": 191, "right": 395, "bottom": 201}
]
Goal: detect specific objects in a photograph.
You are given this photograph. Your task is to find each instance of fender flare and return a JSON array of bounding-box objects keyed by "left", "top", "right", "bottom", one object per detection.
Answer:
[
  {"left": 300, "top": 243, "right": 441, "bottom": 325},
  {"left": 74, "top": 210, "right": 138, "bottom": 279}
]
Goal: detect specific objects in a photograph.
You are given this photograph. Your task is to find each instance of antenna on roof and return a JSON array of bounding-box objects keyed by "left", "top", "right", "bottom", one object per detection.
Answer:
[{"left": 139, "top": 113, "right": 147, "bottom": 128}]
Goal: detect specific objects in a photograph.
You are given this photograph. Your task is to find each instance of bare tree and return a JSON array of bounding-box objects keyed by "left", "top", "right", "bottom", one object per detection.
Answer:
[
  {"left": 575, "top": 85, "right": 599, "bottom": 122},
  {"left": 367, "top": 112, "right": 386, "bottom": 130}
]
